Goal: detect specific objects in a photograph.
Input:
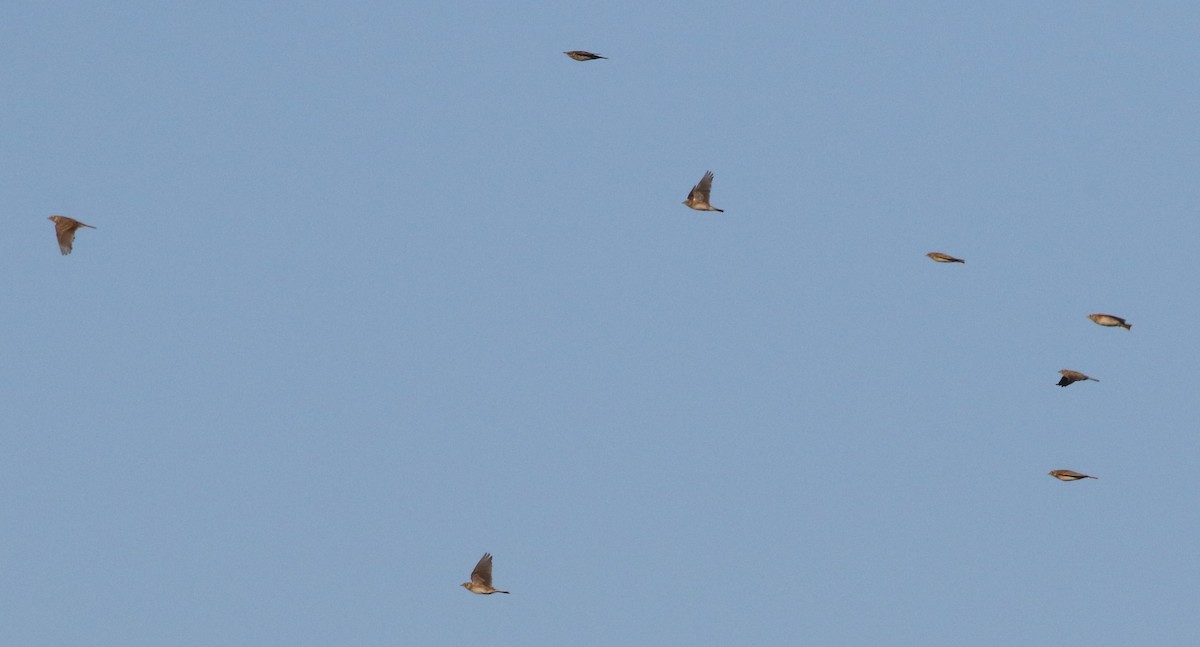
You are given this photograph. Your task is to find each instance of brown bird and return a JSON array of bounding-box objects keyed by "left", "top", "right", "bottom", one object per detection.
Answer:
[
  {"left": 1048, "top": 469, "right": 1097, "bottom": 481},
  {"left": 926, "top": 252, "right": 965, "bottom": 263},
  {"left": 1057, "top": 370, "right": 1098, "bottom": 387},
  {"left": 682, "top": 171, "right": 723, "bottom": 212},
  {"left": 461, "top": 553, "right": 509, "bottom": 594},
  {"left": 564, "top": 51, "right": 606, "bottom": 61},
  {"left": 48, "top": 215, "right": 96, "bottom": 255},
  {"left": 1088, "top": 313, "right": 1131, "bottom": 330}
]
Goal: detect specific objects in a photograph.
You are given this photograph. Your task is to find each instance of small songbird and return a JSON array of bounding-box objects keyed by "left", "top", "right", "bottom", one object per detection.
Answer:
[
  {"left": 926, "top": 252, "right": 965, "bottom": 263},
  {"left": 1057, "top": 370, "right": 1099, "bottom": 387},
  {"left": 682, "top": 171, "right": 723, "bottom": 212},
  {"left": 1048, "top": 469, "right": 1097, "bottom": 481},
  {"left": 461, "top": 553, "right": 509, "bottom": 594},
  {"left": 48, "top": 215, "right": 96, "bottom": 256},
  {"left": 564, "top": 51, "right": 606, "bottom": 61},
  {"left": 1088, "top": 313, "right": 1131, "bottom": 330}
]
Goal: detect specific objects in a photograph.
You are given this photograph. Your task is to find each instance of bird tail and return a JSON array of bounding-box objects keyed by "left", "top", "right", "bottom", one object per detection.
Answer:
[
  {"left": 714, "top": 208, "right": 725, "bottom": 213},
  {"left": 81, "top": 223, "right": 96, "bottom": 228},
  {"left": 953, "top": 259, "right": 965, "bottom": 263},
  {"left": 1122, "top": 323, "right": 1131, "bottom": 330},
  {"left": 498, "top": 590, "right": 510, "bottom": 594},
  {"left": 1087, "top": 476, "right": 1098, "bottom": 479},
  {"left": 1089, "top": 377, "right": 1099, "bottom": 382}
]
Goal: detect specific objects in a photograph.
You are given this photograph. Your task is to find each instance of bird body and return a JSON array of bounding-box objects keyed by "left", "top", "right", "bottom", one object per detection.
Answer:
[
  {"left": 48, "top": 215, "right": 96, "bottom": 255},
  {"left": 682, "top": 171, "right": 723, "bottom": 212},
  {"left": 1057, "top": 370, "right": 1098, "bottom": 387},
  {"left": 1049, "top": 469, "right": 1097, "bottom": 481},
  {"left": 461, "top": 553, "right": 509, "bottom": 594},
  {"left": 564, "top": 51, "right": 606, "bottom": 61},
  {"left": 1088, "top": 313, "right": 1131, "bottom": 330},
  {"left": 926, "top": 252, "right": 965, "bottom": 263}
]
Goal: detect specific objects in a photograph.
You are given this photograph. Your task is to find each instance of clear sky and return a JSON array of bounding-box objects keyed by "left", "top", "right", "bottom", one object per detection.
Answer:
[{"left": 3, "top": 1, "right": 1199, "bottom": 645}]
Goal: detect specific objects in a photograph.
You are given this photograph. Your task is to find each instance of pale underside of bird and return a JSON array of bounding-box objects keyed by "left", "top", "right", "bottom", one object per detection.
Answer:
[
  {"left": 1057, "top": 370, "right": 1098, "bottom": 387},
  {"left": 564, "top": 50, "right": 606, "bottom": 61},
  {"left": 682, "top": 170, "right": 723, "bottom": 212},
  {"left": 48, "top": 215, "right": 96, "bottom": 255},
  {"left": 1088, "top": 313, "right": 1131, "bottom": 330},
  {"left": 926, "top": 252, "right": 965, "bottom": 263},
  {"left": 1048, "top": 469, "right": 1097, "bottom": 481},
  {"left": 461, "top": 552, "right": 509, "bottom": 594}
]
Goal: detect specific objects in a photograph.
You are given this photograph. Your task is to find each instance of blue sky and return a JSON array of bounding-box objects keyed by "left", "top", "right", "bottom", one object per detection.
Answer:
[{"left": 3, "top": 1, "right": 1199, "bottom": 645}]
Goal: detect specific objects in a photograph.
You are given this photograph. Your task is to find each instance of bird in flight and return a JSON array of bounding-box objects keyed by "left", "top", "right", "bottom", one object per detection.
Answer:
[
  {"left": 1048, "top": 469, "right": 1097, "bottom": 481},
  {"left": 48, "top": 216, "right": 96, "bottom": 255},
  {"left": 1057, "top": 370, "right": 1098, "bottom": 387},
  {"left": 926, "top": 252, "right": 965, "bottom": 263},
  {"left": 461, "top": 553, "right": 509, "bottom": 594},
  {"left": 564, "top": 51, "right": 607, "bottom": 61},
  {"left": 682, "top": 171, "right": 723, "bottom": 212},
  {"left": 1088, "top": 313, "right": 1131, "bottom": 330}
]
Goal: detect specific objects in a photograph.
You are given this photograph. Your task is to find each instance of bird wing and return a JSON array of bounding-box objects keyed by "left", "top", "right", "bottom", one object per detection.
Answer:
[
  {"left": 1056, "top": 376, "right": 1071, "bottom": 386},
  {"left": 687, "top": 171, "right": 714, "bottom": 203},
  {"left": 54, "top": 220, "right": 77, "bottom": 255},
  {"left": 471, "top": 553, "right": 494, "bottom": 587},
  {"left": 695, "top": 171, "right": 714, "bottom": 200}
]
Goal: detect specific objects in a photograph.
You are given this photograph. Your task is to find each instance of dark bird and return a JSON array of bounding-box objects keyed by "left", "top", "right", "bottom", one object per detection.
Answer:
[
  {"left": 564, "top": 51, "right": 607, "bottom": 61},
  {"left": 1088, "top": 313, "right": 1131, "bottom": 330},
  {"left": 461, "top": 553, "right": 509, "bottom": 594},
  {"left": 682, "top": 171, "right": 723, "bottom": 212},
  {"left": 1048, "top": 469, "right": 1097, "bottom": 481},
  {"left": 48, "top": 215, "right": 96, "bottom": 255},
  {"left": 1057, "top": 370, "right": 1098, "bottom": 387},
  {"left": 926, "top": 252, "right": 965, "bottom": 263}
]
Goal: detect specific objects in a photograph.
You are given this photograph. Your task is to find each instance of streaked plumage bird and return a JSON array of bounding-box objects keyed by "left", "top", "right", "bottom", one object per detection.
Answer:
[
  {"left": 1048, "top": 469, "right": 1097, "bottom": 481},
  {"left": 682, "top": 171, "right": 723, "bottom": 212},
  {"left": 564, "top": 51, "right": 606, "bottom": 61},
  {"left": 461, "top": 553, "right": 509, "bottom": 594},
  {"left": 1088, "top": 313, "right": 1131, "bottom": 330},
  {"left": 1057, "top": 370, "right": 1098, "bottom": 387},
  {"left": 926, "top": 252, "right": 965, "bottom": 263},
  {"left": 48, "top": 215, "right": 96, "bottom": 256}
]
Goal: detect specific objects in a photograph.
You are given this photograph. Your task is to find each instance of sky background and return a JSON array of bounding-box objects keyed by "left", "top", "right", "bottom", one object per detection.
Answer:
[{"left": 2, "top": 1, "right": 1199, "bottom": 645}]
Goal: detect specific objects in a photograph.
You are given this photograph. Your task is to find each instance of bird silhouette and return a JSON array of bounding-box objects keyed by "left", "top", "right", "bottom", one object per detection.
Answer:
[
  {"left": 1088, "top": 313, "right": 1131, "bottom": 330},
  {"left": 926, "top": 252, "right": 965, "bottom": 263},
  {"left": 682, "top": 171, "right": 723, "bottom": 212},
  {"left": 1057, "top": 370, "right": 1098, "bottom": 387},
  {"left": 564, "top": 51, "right": 607, "bottom": 61},
  {"left": 461, "top": 553, "right": 509, "bottom": 594},
  {"left": 48, "top": 215, "right": 96, "bottom": 255},
  {"left": 1048, "top": 470, "right": 1097, "bottom": 481}
]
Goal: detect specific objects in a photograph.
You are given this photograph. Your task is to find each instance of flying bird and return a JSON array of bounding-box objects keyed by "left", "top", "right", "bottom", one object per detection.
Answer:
[
  {"left": 1057, "top": 370, "right": 1098, "bottom": 387},
  {"left": 1088, "top": 313, "right": 1131, "bottom": 330},
  {"left": 1048, "top": 469, "right": 1097, "bottom": 481},
  {"left": 461, "top": 553, "right": 509, "bottom": 594},
  {"left": 926, "top": 252, "right": 965, "bottom": 263},
  {"left": 48, "top": 215, "right": 96, "bottom": 255},
  {"left": 564, "top": 51, "right": 606, "bottom": 61},
  {"left": 682, "top": 171, "right": 723, "bottom": 212}
]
